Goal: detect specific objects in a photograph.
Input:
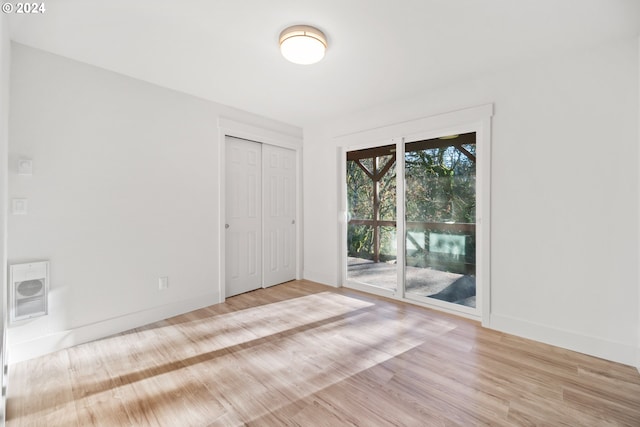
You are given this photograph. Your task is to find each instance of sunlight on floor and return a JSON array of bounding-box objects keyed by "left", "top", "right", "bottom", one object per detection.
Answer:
[{"left": 8, "top": 290, "right": 461, "bottom": 426}]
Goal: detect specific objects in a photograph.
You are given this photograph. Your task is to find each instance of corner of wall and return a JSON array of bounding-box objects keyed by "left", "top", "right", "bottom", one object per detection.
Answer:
[
  {"left": 637, "top": 34, "right": 640, "bottom": 374},
  {"left": 1, "top": 11, "right": 10, "bottom": 426}
]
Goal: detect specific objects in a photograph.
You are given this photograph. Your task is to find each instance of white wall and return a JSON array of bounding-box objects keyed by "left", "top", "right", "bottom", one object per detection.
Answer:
[
  {"left": 7, "top": 44, "right": 301, "bottom": 363},
  {"left": 0, "top": 13, "right": 9, "bottom": 426},
  {"left": 304, "top": 37, "right": 639, "bottom": 366},
  {"left": 637, "top": 35, "right": 640, "bottom": 373}
]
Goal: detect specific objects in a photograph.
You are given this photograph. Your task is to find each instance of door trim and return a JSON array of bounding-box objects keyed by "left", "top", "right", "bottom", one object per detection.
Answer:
[{"left": 218, "top": 118, "right": 303, "bottom": 302}]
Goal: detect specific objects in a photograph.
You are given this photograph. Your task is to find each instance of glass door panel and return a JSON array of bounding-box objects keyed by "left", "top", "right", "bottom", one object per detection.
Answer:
[
  {"left": 404, "top": 133, "right": 477, "bottom": 307},
  {"left": 346, "top": 144, "right": 397, "bottom": 291}
]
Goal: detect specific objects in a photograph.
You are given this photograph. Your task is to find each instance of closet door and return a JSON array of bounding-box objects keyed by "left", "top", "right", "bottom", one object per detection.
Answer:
[
  {"left": 263, "top": 144, "right": 296, "bottom": 287},
  {"left": 225, "top": 136, "right": 262, "bottom": 297}
]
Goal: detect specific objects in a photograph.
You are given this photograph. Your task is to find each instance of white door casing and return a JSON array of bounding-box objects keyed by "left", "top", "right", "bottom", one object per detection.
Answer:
[
  {"left": 225, "top": 137, "right": 262, "bottom": 297},
  {"left": 263, "top": 144, "right": 296, "bottom": 287}
]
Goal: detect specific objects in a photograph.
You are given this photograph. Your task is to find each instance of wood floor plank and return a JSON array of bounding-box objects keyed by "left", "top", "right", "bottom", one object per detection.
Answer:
[
  {"left": 6, "top": 280, "right": 640, "bottom": 426},
  {"left": 6, "top": 349, "right": 79, "bottom": 427}
]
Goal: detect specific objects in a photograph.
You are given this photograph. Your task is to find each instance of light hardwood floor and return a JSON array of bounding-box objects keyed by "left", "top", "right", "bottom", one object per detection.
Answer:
[{"left": 6, "top": 280, "right": 640, "bottom": 426}]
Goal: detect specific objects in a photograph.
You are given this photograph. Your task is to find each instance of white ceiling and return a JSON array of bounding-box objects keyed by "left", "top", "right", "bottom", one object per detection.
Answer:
[{"left": 8, "top": 0, "right": 640, "bottom": 128}]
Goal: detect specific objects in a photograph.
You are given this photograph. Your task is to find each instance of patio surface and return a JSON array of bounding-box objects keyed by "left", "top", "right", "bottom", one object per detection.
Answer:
[{"left": 347, "top": 257, "right": 476, "bottom": 307}]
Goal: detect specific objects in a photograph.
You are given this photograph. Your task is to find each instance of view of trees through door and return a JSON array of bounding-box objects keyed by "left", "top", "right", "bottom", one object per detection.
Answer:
[
  {"left": 346, "top": 133, "right": 477, "bottom": 309},
  {"left": 346, "top": 144, "right": 397, "bottom": 291}
]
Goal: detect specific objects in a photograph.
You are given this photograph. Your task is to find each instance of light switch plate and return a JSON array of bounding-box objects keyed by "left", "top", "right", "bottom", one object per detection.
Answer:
[{"left": 11, "top": 199, "right": 28, "bottom": 215}]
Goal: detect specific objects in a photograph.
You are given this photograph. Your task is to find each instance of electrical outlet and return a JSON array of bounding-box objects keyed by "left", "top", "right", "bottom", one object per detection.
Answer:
[{"left": 158, "top": 276, "right": 169, "bottom": 290}]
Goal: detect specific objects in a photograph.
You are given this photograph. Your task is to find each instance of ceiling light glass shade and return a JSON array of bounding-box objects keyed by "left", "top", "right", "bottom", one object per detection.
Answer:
[{"left": 279, "top": 25, "right": 327, "bottom": 65}]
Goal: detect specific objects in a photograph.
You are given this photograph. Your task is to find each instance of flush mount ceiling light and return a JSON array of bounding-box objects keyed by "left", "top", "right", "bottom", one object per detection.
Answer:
[{"left": 279, "top": 25, "right": 327, "bottom": 65}]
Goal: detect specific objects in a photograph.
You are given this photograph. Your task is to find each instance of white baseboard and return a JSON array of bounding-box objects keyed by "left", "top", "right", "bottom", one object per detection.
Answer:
[
  {"left": 490, "top": 313, "right": 636, "bottom": 367},
  {"left": 8, "top": 291, "right": 219, "bottom": 364},
  {"left": 303, "top": 270, "right": 339, "bottom": 287}
]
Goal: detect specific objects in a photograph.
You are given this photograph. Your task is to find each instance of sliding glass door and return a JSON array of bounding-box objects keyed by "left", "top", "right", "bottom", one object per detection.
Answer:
[
  {"left": 404, "top": 133, "right": 477, "bottom": 309},
  {"left": 344, "top": 132, "right": 479, "bottom": 315},
  {"left": 346, "top": 144, "right": 397, "bottom": 291}
]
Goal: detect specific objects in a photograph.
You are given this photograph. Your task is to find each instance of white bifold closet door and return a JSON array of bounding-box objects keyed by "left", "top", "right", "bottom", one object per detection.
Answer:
[{"left": 225, "top": 136, "right": 296, "bottom": 298}]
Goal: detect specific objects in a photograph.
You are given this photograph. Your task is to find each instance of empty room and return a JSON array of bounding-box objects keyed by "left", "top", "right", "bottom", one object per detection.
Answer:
[{"left": 0, "top": 0, "right": 639, "bottom": 425}]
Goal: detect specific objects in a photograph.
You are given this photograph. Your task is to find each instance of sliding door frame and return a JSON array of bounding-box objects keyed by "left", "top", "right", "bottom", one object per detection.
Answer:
[
  {"left": 339, "top": 104, "right": 493, "bottom": 325},
  {"left": 340, "top": 137, "right": 404, "bottom": 298}
]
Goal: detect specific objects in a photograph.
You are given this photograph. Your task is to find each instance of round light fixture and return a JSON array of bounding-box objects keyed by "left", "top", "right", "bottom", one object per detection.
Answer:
[{"left": 279, "top": 25, "right": 327, "bottom": 65}]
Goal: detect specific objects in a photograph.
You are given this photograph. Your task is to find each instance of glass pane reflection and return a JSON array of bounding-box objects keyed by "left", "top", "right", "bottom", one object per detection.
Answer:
[{"left": 404, "top": 135, "right": 477, "bottom": 307}]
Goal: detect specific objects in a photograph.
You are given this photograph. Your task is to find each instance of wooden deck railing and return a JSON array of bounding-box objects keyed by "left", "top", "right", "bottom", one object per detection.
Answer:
[{"left": 348, "top": 219, "right": 475, "bottom": 262}]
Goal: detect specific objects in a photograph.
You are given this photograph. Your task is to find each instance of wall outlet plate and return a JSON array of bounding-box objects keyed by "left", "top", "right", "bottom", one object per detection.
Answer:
[{"left": 158, "top": 276, "right": 169, "bottom": 290}]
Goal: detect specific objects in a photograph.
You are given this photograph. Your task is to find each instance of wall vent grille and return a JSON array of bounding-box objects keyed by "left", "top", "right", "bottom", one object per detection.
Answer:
[{"left": 10, "top": 261, "right": 49, "bottom": 323}]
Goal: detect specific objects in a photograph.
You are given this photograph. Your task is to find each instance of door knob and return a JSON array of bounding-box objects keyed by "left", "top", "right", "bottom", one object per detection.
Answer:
[
  {"left": 225, "top": 224, "right": 230, "bottom": 229},
  {"left": 291, "top": 220, "right": 295, "bottom": 225}
]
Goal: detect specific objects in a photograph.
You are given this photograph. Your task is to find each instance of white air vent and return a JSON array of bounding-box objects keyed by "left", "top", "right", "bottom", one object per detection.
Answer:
[{"left": 10, "top": 261, "right": 49, "bottom": 323}]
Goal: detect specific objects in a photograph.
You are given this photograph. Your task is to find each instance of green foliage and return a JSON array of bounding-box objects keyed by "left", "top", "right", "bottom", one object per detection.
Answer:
[
  {"left": 347, "top": 224, "right": 373, "bottom": 258},
  {"left": 346, "top": 161, "right": 373, "bottom": 219},
  {"left": 405, "top": 145, "right": 475, "bottom": 223},
  {"left": 346, "top": 142, "right": 476, "bottom": 272}
]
